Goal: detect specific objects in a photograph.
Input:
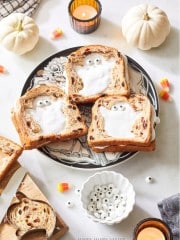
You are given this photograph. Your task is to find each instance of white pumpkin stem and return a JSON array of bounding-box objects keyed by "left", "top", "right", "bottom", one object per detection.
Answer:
[
  {"left": 16, "top": 20, "right": 23, "bottom": 31},
  {"left": 143, "top": 13, "right": 150, "bottom": 21}
]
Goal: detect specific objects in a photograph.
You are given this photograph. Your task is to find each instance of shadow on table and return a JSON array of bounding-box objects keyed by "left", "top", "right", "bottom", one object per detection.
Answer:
[
  {"left": 83, "top": 18, "right": 134, "bottom": 53},
  {"left": 60, "top": 232, "right": 77, "bottom": 240},
  {"left": 20, "top": 36, "right": 58, "bottom": 64},
  {"left": 106, "top": 205, "right": 151, "bottom": 238},
  {"left": 136, "top": 26, "right": 180, "bottom": 75}
]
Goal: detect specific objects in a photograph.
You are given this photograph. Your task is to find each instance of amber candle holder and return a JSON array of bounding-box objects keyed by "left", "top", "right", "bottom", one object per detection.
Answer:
[
  {"left": 68, "top": 0, "right": 102, "bottom": 34},
  {"left": 133, "top": 218, "right": 173, "bottom": 240}
]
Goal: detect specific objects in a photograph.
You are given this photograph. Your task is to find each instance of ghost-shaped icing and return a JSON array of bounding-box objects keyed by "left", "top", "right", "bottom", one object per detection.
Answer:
[
  {"left": 26, "top": 96, "right": 66, "bottom": 135},
  {"left": 99, "top": 102, "right": 141, "bottom": 138},
  {"left": 75, "top": 53, "right": 116, "bottom": 96}
]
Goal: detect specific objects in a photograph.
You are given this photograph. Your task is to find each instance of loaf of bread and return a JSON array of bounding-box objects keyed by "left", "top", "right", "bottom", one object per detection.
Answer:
[
  {"left": 88, "top": 94, "right": 158, "bottom": 152},
  {"left": 0, "top": 136, "right": 22, "bottom": 194},
  {"left": 65, "top": 45, "right": 129, "bottom": 103},
  {"left": 11, "top": 85, "right": 88, "bottom": 149}
]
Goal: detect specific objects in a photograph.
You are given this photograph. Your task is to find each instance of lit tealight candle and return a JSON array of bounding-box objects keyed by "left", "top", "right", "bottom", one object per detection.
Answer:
[
  {"left": 68, "top": 0, "right": 102, "bottom": 34},
  {"left": 73, "top": 5, "right": 97, "bottom": 20},
  {"left": 134, "top": 218, "right": 173, "bottom": 240},
  {"left": 137, "top": 227, "right": 166, "bottom": 240}
]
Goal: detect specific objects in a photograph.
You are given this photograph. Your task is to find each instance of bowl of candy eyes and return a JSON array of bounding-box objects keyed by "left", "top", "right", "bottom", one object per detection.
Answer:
[{"left": 80, "top": 171, "right": 135, "bottom": 225}]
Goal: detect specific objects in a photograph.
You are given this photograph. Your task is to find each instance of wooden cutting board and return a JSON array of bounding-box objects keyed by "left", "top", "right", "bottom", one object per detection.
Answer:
[{"left": 0, "top": 174, "right": 69, "bottom": 240}]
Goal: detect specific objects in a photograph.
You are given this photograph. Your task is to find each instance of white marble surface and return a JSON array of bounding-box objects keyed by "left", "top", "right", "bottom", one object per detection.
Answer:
[{"left": 0, "top": 1, "right": 179, "bottom": 239}]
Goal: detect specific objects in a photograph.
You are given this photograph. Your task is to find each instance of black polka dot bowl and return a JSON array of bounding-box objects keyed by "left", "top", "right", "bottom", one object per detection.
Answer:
[{"left": 80, "top": 171, "right": 135, "bottom": 225}]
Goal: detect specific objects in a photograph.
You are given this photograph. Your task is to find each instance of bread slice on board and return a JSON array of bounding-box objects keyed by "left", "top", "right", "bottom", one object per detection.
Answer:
[
  {"left": 0, "top": 136, "right": 23, "bottom": 195},
  {"left": 66, "top": 45, "right": 130, "bottom": 103},
  {"left": 88, "top": 94, "right": 158, "bottom": 152},
  {"left": 0, "top": 174, "right": 68, "bottom": 240},
  {"left": 11, "top": 85, "right": 88, "bottom": 149}
]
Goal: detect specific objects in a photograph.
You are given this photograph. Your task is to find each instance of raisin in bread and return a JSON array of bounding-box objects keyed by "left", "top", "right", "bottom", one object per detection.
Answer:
[
  {"left": 11, "top": 85, "right": 88, "bottom": 149},
  {"left": 65, "top": 45, "right": 129, "bottom": 103},
  {"left": 88, "top": 94, "right": 159, "bottom": 152},
  {"left": 0, "top": 136, "right": 22, "bottom": 194}
]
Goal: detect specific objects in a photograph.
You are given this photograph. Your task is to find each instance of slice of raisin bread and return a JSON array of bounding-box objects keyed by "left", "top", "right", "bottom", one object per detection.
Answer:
[
  {"left": 88, "top": 94, "right": 158, "bottom": 152},
  {"left": 0, "top": 136, "right": 22, "bottom": 194},
  {"left": 11, "top": 85, "right": 88, "bottom": 149},
  {"left": 0, "top": 174, "right": 68, "bottom": 240},
  {"left": 7, "top": 192, "right": 56, "bottom": 239},
  {"left": 65, "top": 45, "right": 129, "bottom": 103}
]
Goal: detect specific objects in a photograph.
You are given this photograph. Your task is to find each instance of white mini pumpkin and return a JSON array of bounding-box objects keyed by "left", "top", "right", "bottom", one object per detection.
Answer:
[
  {"left": 0, "top": 13, "right": 39, "bottom": 55},
  {"left": 121, "top": 4, "right": 170, "bottom": 50}
]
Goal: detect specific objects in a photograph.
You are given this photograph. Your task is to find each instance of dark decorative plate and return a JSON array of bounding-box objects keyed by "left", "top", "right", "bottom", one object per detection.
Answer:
[{"left": 22, "top": 47, "right": 159, "bottom": 169}]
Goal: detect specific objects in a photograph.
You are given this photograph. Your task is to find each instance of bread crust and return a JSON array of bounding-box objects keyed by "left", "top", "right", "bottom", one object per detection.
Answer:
[
  {"left": 92, "top": 140, "right": 155, "bottom": 152},
  {"left": 66, "top": 45, "right": 130, "bottom": 103},
  {"left": 88, "top": 94, "right": 154, "bottom": 149},
  {"left": 0, "top": 136, "right": 23, "bottom": 194},
  {"left": 11, "top": 85, "right": 88, "bottom": 150}
]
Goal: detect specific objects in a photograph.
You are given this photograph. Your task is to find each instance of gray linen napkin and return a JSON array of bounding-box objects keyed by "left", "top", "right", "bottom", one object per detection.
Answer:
[
  {"left": 158, "top": 193, "right": 180, "bottom": 240},
  {"left": 0, "top": 0, "right": 41, "bottom": 19}
]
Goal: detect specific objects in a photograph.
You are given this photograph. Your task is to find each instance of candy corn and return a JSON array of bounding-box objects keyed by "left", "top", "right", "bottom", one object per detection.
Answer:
[
  {"left": 0, "top": 65, "right": 6, "bottom": 74},
  {"left": 57, "top": 182, "right": 72, "bottom": 192},
  {"left": 160, "top": 78, "right": 170, "bottom": 92},
  {"left": 51, "top": 28, "right": 63, "bottom": 39},
  {"left": 159, "top": 90, "right": 172, "bottom": 101}
]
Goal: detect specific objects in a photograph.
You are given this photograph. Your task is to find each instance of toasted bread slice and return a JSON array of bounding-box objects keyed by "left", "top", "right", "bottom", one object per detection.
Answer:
[
  {"left": 66, "top": 45, "right": 129, "bottom": 103},
  {"left": 0, "top": 174, "right": 68, "bottom": 240},
  {"left": 0, "top": 136, "right": 23, "bottom": 195},
  {"left": 88, "top": 94, "right": 157, "bottom": 151},
  {"left": 11, "top": 85, "right": 88, "bottom": 150}
]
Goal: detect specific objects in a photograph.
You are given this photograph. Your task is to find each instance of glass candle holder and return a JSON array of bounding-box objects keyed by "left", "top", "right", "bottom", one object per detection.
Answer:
[
  {"left": 133, "top": 218, "right": 173, "bottom": 240},
  {"left": 68, "top": 0, "right": 102, "bottom": 34}
]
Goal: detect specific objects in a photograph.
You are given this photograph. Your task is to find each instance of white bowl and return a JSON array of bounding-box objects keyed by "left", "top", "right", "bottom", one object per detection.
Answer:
[{"left": 80, "top": 171, "right": 135, "bottom": 225}]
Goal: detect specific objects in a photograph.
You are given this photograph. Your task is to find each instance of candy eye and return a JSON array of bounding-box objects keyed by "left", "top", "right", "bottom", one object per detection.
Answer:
[
  {"left": 119, "top": 105, "right": 126, "bottom": 111},
  {"left": 94, "top": 58, "right": 101, "bottom": 64},
  {"left": 101, "top": 185, "right": 108, "bottom": 192},
  {"left": 94, "top": 185, "right": 102, "bottom": 192},
  {"left": 37, "top": 101, "right": 45, "bottom": 107},
  {"left": 66, "top": 201, "right": 74, "bottom": 208},
  {"left": 112, "top": 105, "right": 118, "bottom": 111},
  {"left": 108, "top": 183, "right": 115, "bottom": 190},
  {"left": 44, "top": 100, "right": 51, "bottom": 106},
  {"left": 86, "top": 59, "right": 93, "bottom": 65},
  {"left": 145, "top": 176, "right": 153, "bottom": 183},
  {"left": 75, "top": 189, "right": 81, "bottom": 195}
]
